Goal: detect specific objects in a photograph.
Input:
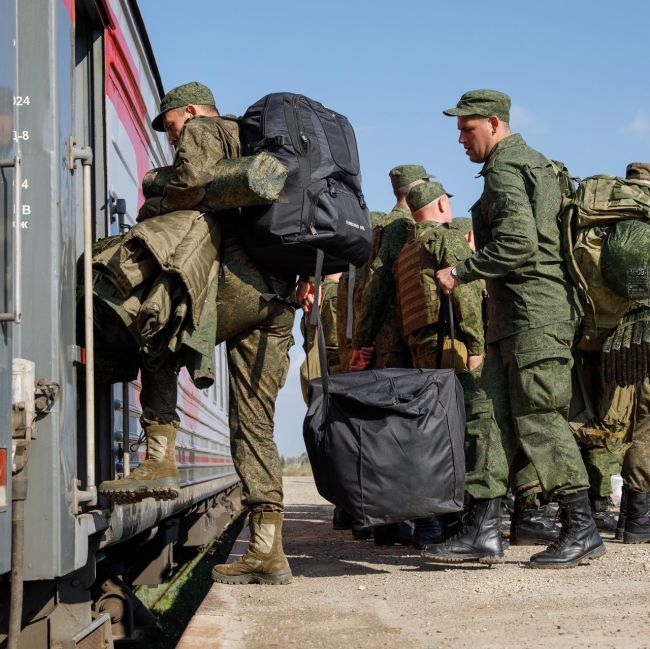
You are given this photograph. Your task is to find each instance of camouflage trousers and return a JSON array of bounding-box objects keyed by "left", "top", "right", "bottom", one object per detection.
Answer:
[
  {"left": 511, "top": 439, "right": 625, "bottom": 502},
  {"left": 580, "top": 439, "right": 625, "bottom": 498},
  {"left": 466, "top": 322, "right": 589, "bottom": 501},
  {"left": 216, "top": 234, "right": 295, "bottom": 513},
  {"left": 374, "top": 301, "right": 411, "bottom": 370},
  {"left": 139, "top": 361, "right": 180, "bottom": 427},
  {"left": 622, "top": 378, "right": 650, "bottom": 492}
]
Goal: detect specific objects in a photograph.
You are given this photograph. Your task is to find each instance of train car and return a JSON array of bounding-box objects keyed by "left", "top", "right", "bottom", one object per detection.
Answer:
[{"left": 0, "top": 1, "right": 240, "bottom": 647}]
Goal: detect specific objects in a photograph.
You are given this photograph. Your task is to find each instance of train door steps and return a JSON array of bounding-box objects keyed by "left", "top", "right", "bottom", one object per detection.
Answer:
[{"left": 175, "top": 476, "right": 650, "bottom": 649}]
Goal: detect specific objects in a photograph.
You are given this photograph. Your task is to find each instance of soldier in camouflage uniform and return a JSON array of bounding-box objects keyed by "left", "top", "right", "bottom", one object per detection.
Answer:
[
  {"left": 336, "top": 211, "right": 387, "bottom": 372},
  {"left": 431, "top": 89, "right": 603, "bottom": 568},
  {"left": 102, "top": 83, "right": 295, "bottom": 585},
  {"left": 317, "top": 274, "right": 343, "bottom": 375},
  {"left": 394, "top": 182, "right": 491, "bottom": 547},
  {"left": 575, "top": 353, "right": 627, "bottom": 532},
  {"left": 299, "top": 273, "right": 342, "bottom": 397},
  {"left": 99, "top": 83, "right": 237, "bottom": 505},
  {"left": 395, "top": 183, "right": 485, "bottom": 371},
  {"left": 619, "top": 162, "right": 650, "bottom": 544},
  {"left": 350, "top": 165, "right": 430, "bottom": 372}
]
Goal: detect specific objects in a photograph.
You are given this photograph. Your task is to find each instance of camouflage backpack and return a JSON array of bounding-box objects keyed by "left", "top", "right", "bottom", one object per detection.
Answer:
[{"left": 556, "top": 171, "right": 650, "bottom": 384}]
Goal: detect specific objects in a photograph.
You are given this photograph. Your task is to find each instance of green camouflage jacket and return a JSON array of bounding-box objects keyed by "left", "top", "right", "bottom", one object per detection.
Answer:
[
  {"left": 90, "top": 211, "right": 220, "bottom": 388},
  {"left": 352, "top": 203, "right": 413, "bottom": 351},
  {"left": 138, "top": 115, "right": 240, "bottom": 220},
  {"left": 455, "top": 133, "right": 581, "bottom": 343},
  {"left": 406, "top": 220, "right": 485, "bottom": 355}
]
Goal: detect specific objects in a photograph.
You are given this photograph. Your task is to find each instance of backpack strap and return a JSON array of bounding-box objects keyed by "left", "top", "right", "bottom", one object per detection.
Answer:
[
  {"left": 447, "top": 292, "right": 456, "bottom": 372},
  {"left": 435, "top": 291, "right": 456, "bottom": 371},
  {"left": 346, "top": 263, "right": 356, "bottom": 340},
  {"left": 309, "top": 249, "right": 324, "bottom": 327},
  {"left": 257, "top": 135, "right": 291, "bottom": 148},
  {"left": 306, "top": 249, "right": 331, "bottom": 418}
]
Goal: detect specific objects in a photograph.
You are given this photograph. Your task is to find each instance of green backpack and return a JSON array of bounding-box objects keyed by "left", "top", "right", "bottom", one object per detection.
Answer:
[{"left": 555, "top": 169, "right": 650, "bottom": 384}]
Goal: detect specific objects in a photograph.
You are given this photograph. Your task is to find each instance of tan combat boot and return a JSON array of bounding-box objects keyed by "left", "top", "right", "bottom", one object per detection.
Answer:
[
  {"left": 211, "top": 510, "right": 293, "bottom": 585},
  {"left": 99, "top": 423, "right": 181, "bottom": 504}
]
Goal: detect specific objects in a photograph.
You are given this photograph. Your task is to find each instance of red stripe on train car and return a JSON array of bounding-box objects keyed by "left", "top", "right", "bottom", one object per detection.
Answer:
[
  {"left": 136, "top": 451, "right": 233, "bottom": 465},
  {"left": 102, "top": 4, "right": 152, "bottom": 210},
  {"left": 62, "top": 0, "right": 75, "bottom": 21}
]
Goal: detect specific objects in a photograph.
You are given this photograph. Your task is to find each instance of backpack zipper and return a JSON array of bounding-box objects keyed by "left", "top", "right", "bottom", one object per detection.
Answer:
[
  {"left": 292, "top": 96, "right": 309, "bottom": 155},
  {"left": 308, "top": 183, "right": 328, "bottom": 235}
]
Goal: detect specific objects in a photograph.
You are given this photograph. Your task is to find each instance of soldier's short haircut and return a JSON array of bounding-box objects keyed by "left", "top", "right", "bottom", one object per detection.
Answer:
[
  {"left": 173, "top": 104, "right": 219, "bottom": 116},
  {"left": 394, "top": 178, "right": 427, "bottom": 200}
]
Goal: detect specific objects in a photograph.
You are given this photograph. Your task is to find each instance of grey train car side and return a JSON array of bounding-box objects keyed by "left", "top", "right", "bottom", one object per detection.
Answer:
[{"left": 0, "top": 1, "right": 240, "bottom": 647}]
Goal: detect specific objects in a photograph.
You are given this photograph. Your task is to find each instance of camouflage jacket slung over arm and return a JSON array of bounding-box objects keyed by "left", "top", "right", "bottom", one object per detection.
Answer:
[
  {"left": 161, "top": 115, "right": 240, "bottom": 214},
  {"left": 454, "top": 133, "right": 581, "bottom": 342}
]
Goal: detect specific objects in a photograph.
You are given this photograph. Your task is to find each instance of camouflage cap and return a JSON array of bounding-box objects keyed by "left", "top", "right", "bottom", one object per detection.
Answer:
[
  {"left": 152, "top": 81, "right": 215, "bottom": 132},
  {"left": 389, "top": 164, "right": 433, "bottom": 188},
  {"left": 451, "top": 216, "right": 473, "bottom": 235},
  {"left": 406, "top": 182, "right": 452, "bottom": 212},
  {"left": 443, "top": 89, "right": 511, "bottom": 122},
  {"left": 625, "top": 162, "right": 650, "bottom": 183}
]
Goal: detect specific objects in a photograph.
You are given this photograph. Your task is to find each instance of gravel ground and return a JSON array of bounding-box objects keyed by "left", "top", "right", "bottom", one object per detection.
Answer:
[{"left": 210, "top": 477, "right": 650, "bottom": 649}]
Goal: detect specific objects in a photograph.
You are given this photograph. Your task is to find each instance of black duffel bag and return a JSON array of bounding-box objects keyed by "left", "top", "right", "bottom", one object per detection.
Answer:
[{"left": 303, "top": 366, "right": 466, "bottom": 527}]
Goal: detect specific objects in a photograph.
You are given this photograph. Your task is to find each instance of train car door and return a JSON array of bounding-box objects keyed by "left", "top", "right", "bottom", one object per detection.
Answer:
[{"left": 0, "top": 0, "right": 17, "bottom": 577}]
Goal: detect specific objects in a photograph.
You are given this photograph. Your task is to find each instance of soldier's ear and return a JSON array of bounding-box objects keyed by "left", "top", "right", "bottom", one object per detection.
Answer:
[{"left": 186, "top": 104, "right": 198, "bottom": 116}]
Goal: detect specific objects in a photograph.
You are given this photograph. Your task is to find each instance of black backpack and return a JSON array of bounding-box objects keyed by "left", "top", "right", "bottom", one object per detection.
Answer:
[{"left": 238, "top": 93, "right": 372, "bottom": 275}]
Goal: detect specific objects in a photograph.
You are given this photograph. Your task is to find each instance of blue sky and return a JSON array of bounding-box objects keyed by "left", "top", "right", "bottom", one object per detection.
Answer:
[{"left": 139, "top": 0, "right": 650, "bottom": 456}]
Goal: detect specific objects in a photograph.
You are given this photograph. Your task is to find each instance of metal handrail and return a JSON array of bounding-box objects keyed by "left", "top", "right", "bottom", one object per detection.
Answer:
[{"left": 0, "top": 155, "right": 22, "bottom": 323}]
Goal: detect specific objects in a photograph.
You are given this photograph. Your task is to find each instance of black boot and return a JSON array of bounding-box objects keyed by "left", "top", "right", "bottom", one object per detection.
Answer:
[
  {"left": 421, "top": 497, "right": 504, "bottom": 565},
  {"left": 529, "top": 491, "right": 605, "bottom": 569},
  {"left": 438, "top": 511, "right": 463, "bottom": 541},
  {"left": 615, "top": 486, "right": 628, "bottom": 541},
  {"left": 411, "top": 517, "right": 443, "bottom": 549},
  {"left": 373, "top": 522, "right": 412, "bottom": 546},
  {"left": 623, "top": 490, "right": 650, "bottom": 544},
  {"left": 510, "top": 501, "right": 560, "bottom": 546},
  {"left": 589, "top": 495, "right": 618, "bottom": 533},
  {"left": 351, "top": 521, "right": 373, "bottom": 540}
]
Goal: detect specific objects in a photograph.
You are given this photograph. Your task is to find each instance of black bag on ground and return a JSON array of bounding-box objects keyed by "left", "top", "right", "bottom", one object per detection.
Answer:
[
  {"left": 303, "top": 367, "right": 466, "bottom": 527},
  {"left": 238, "top": 92, "right": 372, "bottom": 275}
]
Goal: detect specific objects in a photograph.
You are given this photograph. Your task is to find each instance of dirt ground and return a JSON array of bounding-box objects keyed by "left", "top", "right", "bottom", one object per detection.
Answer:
[{"left": 187, "top": 477, "right": 650, "bottom": 649}]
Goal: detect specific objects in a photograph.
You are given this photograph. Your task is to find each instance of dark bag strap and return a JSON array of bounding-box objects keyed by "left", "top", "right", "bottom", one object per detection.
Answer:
[
  {"left": 435, "top": 291, "right": 456, "bottom": 371},
  {"left": 306, "top": 250, "right": 330, "bottom": 416},
  {"left": 447, "top": 292, "right": 456, "bottom": 372},
  {"left": 346, "top": 263, "right": 356, "bottom": 340}
]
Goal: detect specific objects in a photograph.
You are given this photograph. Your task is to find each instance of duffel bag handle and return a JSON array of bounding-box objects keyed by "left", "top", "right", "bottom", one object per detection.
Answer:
[{"left": 435, "top": 290, "right": 457, "bottom": 372}]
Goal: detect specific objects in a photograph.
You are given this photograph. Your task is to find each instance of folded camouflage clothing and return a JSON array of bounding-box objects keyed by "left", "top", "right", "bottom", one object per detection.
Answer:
[
  {"left": 87, "top": 210, "right": 221, "bottom": 388},
  {"left": 140, "top": 151, "right": 288, "bottom": 219}
]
